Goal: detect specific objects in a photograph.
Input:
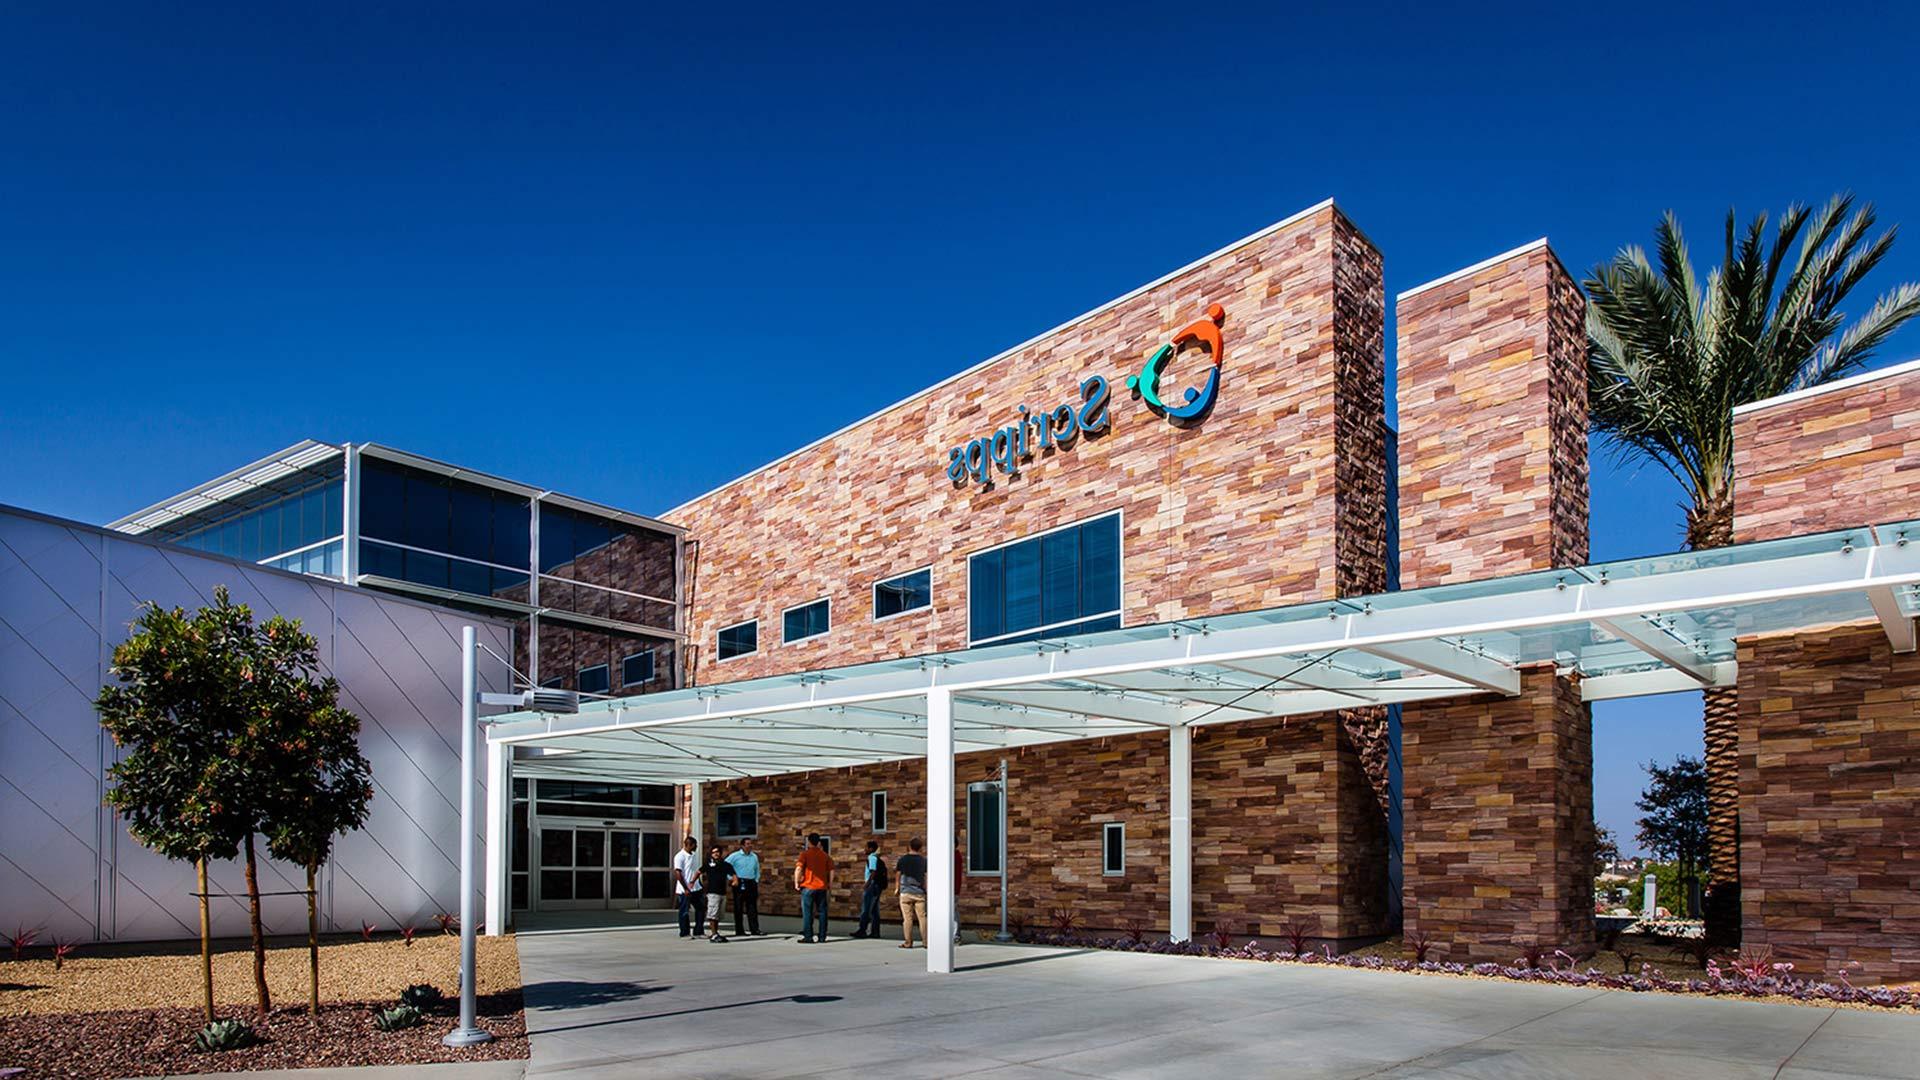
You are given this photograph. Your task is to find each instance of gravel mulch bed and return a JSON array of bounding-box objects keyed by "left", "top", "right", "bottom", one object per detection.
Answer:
[
  {"left": 0, "top": 992, "right": 527, "bottom": 1079},
  {"left": 3, "top": 934, "right": 519, "bottom": 1015}
]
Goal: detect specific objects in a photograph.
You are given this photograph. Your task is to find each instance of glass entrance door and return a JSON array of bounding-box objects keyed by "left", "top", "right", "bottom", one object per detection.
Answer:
[{"left": 537, "top": 823, "right": 675, "bottom": 911}]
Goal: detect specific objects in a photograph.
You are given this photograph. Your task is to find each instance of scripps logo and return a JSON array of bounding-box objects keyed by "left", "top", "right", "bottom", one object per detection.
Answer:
[
  {"left": 1127, "top": 302, "right": 1225, "bottom": 422},
  {"left": 943, "top": 302, "right": 1226, "bottom": 487}
]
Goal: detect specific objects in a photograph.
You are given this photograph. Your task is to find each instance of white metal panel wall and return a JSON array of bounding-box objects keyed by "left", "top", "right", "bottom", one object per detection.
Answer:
[{"left": 0, "top": 505, "right": 511, "bottom": 943}]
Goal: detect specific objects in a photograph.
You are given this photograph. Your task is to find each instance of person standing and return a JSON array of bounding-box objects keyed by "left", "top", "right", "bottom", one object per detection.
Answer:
[
  {"left": 895, "top": 837, "right": 927, "bottom": 949},
  {"left": 793, "top": 833, "right": 833, "bottom": 943},
  {"left": 726, "top": 837, "right": 762, "bottom": 936},
  {"left": 701, "top": 843, "right": 735, "bottom": 942},
  {"left": 673, "top": 836, "right": 702, "bottom": 939},
  {"left": 852, "top": 840, "right": 887, "bottom": 938}
]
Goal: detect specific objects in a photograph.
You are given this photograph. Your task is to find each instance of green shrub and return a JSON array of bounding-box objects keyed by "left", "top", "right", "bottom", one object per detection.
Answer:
[
  {"left": 373, "top": 1004, "right": 424, "bottom": 1032},
  {"left": 195, "top": 1018, "right": 258, "bottom": 1053}
]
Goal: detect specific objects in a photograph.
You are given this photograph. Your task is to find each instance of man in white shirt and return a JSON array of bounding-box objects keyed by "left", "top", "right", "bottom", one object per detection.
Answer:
[{"left": 673, "top": 836, "right": 702, "bottom": 939}]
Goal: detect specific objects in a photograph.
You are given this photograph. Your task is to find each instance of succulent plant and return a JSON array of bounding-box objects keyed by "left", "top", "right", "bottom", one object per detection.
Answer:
[
  {"left": 373, "top": 1004, "right": 424, "bottom": 1032},
  {"left": 399, "top": 983, "right": 445, "bottom": 1010},
  {"left": 195, "top": 1018, "right": 258, "bottom": 1052}
]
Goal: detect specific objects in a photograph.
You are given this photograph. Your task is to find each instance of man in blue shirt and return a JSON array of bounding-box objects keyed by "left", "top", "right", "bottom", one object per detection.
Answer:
[
  {"left": 725, "top": 837, "right": 762, "bottom": 936},
  {"left": 852, "top": 839, "right": 887, "bottom": 938}
]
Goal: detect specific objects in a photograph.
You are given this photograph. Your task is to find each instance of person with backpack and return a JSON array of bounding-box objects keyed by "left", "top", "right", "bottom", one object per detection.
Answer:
[{"left": 852, "top": 839, "right": 888, "bottom": 938}]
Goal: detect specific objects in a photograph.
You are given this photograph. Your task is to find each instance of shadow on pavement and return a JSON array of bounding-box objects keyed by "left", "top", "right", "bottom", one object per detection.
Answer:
[
  {"left": 533, "top": 993, "right": 845, "bottom": 1035},
  {"left": 524, "top": 980, "right": 674, "bottom": 1009}
]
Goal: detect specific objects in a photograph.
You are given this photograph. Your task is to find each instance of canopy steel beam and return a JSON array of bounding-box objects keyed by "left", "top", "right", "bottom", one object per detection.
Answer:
[
  {"left": 1591, "top": 615, "right": 1715, "bottom": 685},
  {"left": 1352, "top": 640, "right": 1521, "bottom": 696}
]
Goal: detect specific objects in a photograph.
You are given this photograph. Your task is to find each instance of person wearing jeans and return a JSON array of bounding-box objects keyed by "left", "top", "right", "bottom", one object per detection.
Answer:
[
  {"left": 853, "top": 840, "right": 886, "bottom": 938},
  {"left": 672, "top": 836, "right": 702, "bottom": 939},
  {"left": 726, "top": 837, "right": 762, "bottom": 936},
  {"left": 793, "top": 833, "right": 833, "bottom": 943}
]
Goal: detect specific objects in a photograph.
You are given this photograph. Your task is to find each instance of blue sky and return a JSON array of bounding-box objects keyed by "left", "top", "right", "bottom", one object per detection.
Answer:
[{"left": 5, "top": 2, "right": 1919, "bottom": 853}]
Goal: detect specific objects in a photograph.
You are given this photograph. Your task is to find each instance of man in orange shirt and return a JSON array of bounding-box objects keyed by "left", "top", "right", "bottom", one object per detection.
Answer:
[{"left": 793, "top": 833, "right": 834, "bottom": 944}]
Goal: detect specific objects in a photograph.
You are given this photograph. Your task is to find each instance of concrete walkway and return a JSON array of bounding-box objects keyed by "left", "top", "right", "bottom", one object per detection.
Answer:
[{"left": 512, "top": 917, "right": 1920, "bottom": 1079}]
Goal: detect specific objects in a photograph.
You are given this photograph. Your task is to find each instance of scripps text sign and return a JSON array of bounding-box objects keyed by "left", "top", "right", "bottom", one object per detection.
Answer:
[{"left": 943, "top": 303, "right": 1226, "bottom": 487}]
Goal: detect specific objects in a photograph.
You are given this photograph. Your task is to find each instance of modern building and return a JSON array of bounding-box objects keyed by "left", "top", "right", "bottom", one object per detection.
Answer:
[
  {"left": 9, "top": 198, "right": 1920, "bottom": 983},
  {"left": 472, "top": 199, "right": 1920, "bottom": 984},
  {"left": 110, "top": 441, "right": 685, "bottom": 697}
]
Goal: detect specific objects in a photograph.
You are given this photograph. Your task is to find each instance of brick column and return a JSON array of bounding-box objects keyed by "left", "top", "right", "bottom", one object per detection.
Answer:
[{"left": 1395, "top": 240, "right": 1594, "bottom": 962}]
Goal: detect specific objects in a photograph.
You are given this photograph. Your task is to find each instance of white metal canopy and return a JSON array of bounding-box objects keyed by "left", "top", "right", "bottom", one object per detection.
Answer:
[{"left": 479, "top": 520, "right": 1920, "bottom": 971}]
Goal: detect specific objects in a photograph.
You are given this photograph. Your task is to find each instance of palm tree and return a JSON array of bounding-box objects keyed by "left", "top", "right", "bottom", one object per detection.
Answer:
[{"left": 1585, "top": 194, "right": 1920, "bottom": 941}]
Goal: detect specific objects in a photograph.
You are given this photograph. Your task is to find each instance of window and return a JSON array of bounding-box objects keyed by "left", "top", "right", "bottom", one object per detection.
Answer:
[
  {"left": 533, "top": 781, "right": 674, "bottom": 821},
  {"left": 966, "top": 782, "right": 1003, "bottom": 875},
  {"left": 873, "top": 568, "right": 932, "bottom": 620},
  {"left": 717, "top": 803, "right": 758, "bottom": 838},
  {"left": 783, "top": 598, "right": 830, "bottom": 644},
  {"left": 1103, "top": 822, "right": 1125, "bottom": 876},
  {"left": 717, "top": 620, "right": 758, "bottom": 661},
  {"left": 871, "top": 791, "right": 888, "bottom": 834},
  {"left": 621, "top": 650, "right": 656, "bottom": 687},
  {"left": 968, "top": 513, "right": 1122, "bottom": 645},
  {"left": 577, "top": 664, "right": 610, "bottom": 696}
]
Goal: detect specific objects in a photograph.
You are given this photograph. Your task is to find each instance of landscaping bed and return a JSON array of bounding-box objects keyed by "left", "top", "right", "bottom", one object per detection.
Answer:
[
  {"left": 1, "top": 933, "right": 527, "bottom": 1078},
  {"left": 1012, "top": 929, "right": 1920, "bottom": 1012}
]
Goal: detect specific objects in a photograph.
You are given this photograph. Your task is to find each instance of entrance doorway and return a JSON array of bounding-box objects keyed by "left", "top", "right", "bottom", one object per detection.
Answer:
[{"left": 537, "top": 823, "right": 674, "bottom": 910}]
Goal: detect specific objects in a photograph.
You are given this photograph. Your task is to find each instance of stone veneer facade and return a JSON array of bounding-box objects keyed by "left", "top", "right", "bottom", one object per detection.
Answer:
[
  {"left": 1393, "top": 241, "right": 1595, "bottom": 962},
  {"left": 1733, "top": 362, "right": 1920, "bottom": 983},
  {"left": 670, "top": 201, "right": 1395, "bottom": 942}
]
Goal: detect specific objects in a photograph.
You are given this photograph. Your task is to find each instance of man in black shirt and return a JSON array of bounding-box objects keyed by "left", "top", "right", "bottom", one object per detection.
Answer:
[
  {"left": 701, "top": 846, "right": 736, "bottom": 942},
  {"left": 894, "top": 837, "right": 928, "bottom": 949}
]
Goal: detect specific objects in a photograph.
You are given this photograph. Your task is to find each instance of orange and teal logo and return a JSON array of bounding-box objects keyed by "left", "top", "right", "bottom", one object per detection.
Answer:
[
  {"left": 944, "top": 302, "right": 1226, "bottom": 487},
  {"left": 1127, "top": 303, "right": 1226, "bottom": 422}
]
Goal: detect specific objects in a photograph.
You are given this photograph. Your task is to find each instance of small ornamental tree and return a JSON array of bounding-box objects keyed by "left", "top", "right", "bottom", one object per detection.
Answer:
[
  {"left": 264, "top": 694, "right": 374, "bottom": 1016},
  {"left": 97, "top": 588, "right": 257, "bottom": 1021}
]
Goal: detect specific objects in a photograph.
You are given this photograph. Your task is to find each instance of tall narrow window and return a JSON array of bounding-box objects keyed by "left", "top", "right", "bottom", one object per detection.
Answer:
[
  {"left": 968, "top": 512, "right": 1122, "bottom": 645},
  {"left": 1103, "top": 822, "right": 1125, "bottom": 876},
  {"left": 871, "top": 791, "right": 888, "bottom": 834},
  {"left": 966, "top": 781, "right": 1003, "bottom": 875}
]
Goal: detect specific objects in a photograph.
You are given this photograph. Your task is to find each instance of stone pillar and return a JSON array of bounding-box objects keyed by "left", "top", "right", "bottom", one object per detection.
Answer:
[{"left": 1395, "top": 239, "right": 1594, "bottom": 962}]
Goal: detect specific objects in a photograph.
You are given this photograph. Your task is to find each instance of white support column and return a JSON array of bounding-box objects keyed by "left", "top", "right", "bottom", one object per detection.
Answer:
[
  {"left": 1169, "top": 724, "right": 1192, "bottom": 943},
  {"left": 483, "top": 739, "right": 509, "bottom": 936},
  {"left": 340, "top": 443, "right": 361, "bottom": 582},
  {"left": 926, "top": 686, "right": 955, "bottom": 975},
  {"left": 689, "top": 782, "right": 704, "bottom": 845}
]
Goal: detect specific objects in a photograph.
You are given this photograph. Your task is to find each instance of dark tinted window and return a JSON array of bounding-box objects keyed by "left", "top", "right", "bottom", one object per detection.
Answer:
[
  {"left": 1104, "top": 823, "right": 1125, "bottom": 875},
  {"left": 783, "top": 599, "right": 829, "bottom": 643},
  {"left": 578, "top": 664, "right": 610, "bottom": 695},
  {"left": 717, "top": 803, "right": 758, "bottom": 838},
  {"left": 874, "top": 569, "right": 931, "bottom": 619},
  {"left": 717, "top": 621, "right": 757, "bottom": 660},
  {"left": 968, "top": 513, "right": 1122, "bottom": 645},
  {"left": 621, "top": 650, "right": 655, "bottom": 687},
  {"left": 967, "top": 783, "right": 1002, "bottom": 874}
]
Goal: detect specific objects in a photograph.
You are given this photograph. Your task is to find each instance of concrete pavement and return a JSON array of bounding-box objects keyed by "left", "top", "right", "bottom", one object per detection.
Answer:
[{"left": 511, "top": 915, "right": 1920, "bottom": 1079}]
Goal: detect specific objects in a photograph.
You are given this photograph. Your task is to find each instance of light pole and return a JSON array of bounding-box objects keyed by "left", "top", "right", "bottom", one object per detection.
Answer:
[
  {"left": 446, "top": 626, "right": 576, "bottom": 1049},
  {"left": 444, "top": 626, "right": 490, "bottom": 1047}
]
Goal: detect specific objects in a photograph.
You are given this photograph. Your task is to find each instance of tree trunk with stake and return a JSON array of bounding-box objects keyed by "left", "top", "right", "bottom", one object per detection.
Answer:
[
  {"left": 243, "top": 832, "right": 271, "bottom": 1012},
  {"left": 197, "top": 857, "right": 215, "bottom": 1022},
  {"left": 305, "top": 861, "right": 321, "bottom": 1015}
]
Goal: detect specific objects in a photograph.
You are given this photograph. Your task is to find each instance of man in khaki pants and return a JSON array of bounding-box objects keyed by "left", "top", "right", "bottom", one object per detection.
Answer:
[{"left": 894, "top": 837, "right": 929, "bottom": 948}]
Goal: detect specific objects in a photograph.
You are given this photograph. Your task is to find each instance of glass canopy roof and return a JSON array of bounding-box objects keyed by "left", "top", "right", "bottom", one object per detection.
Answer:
[{"left": 495, "top": 521, "right": 1920, "bottom": 785}]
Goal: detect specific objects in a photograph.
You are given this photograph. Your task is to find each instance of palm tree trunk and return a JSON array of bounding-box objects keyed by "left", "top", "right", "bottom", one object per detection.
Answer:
[
  {"left": 197, "top": 857, "right": 215, "bottom": 1022},
  {"left": 243, "top": 832, "right": 271, "bottom": 1013},
  {"left": 1688, "top": 487, "right": 1740, "bottom": 945},
  {"left": 305, "top": 861, "right": 320, "bottom": 1016}
]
